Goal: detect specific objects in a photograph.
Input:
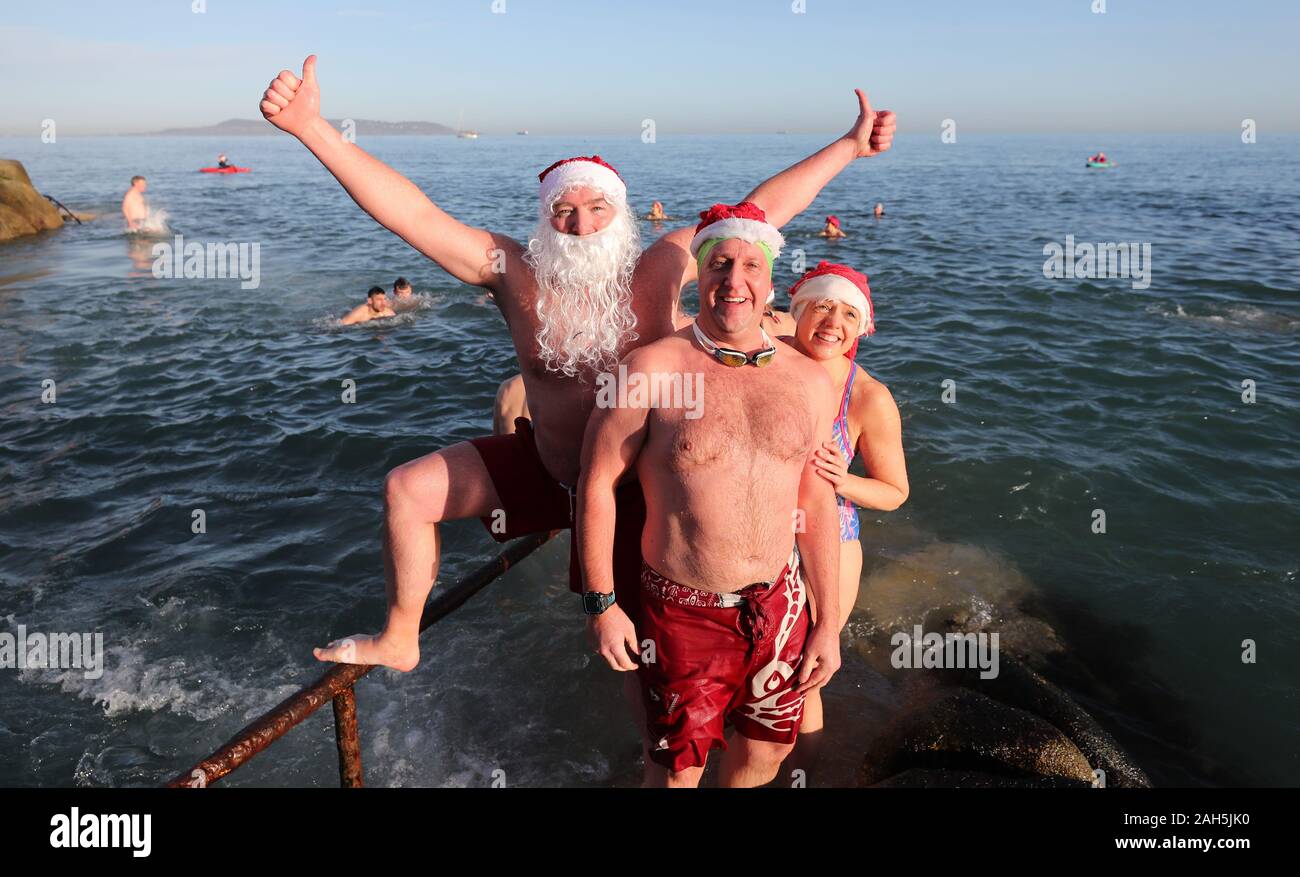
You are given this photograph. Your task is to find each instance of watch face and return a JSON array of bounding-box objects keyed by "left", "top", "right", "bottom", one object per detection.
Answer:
[{"left": 584, "top": 592, "right": 613, "bottom": 613}]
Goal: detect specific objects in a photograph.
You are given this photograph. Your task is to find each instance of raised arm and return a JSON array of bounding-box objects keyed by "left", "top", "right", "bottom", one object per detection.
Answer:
[
  {"left": 576, "top": 351, "right": 654, "bottom": 672},
  {"left": 647, "top": 89, "right": 896, "bottom": 289},
  {"left": 746, "top": 89, "right": 895, "bottom": 227},
  {"left": 260, "top": 55, "right": 512, "bottom": 290}
]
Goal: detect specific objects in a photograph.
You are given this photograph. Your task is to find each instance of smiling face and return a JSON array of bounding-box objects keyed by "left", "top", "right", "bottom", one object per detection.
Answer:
[
  {"left": 548, "top": 185, "right": 617, "bottom": 236},
  {"left": 697, "top": 238, "right": 772, "bottom": 339},
  {"left": 794, "top": 298, "right": 859, "bottom": 360}
]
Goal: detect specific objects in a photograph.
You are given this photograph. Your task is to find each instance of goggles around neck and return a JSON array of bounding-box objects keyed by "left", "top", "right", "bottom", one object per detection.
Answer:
[{"left": 692, "top": 320, "right": 777, "bottom": 368}]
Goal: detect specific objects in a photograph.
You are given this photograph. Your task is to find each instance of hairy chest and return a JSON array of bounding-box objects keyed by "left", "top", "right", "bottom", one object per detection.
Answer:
[{"left": 656, "top": 370, "right": 815, "bottom": 472}]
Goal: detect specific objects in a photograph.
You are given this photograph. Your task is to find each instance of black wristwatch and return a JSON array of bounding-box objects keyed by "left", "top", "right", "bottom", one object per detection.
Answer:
[{"left": 582, "top": 590, "right": 617, "bottom": 615}]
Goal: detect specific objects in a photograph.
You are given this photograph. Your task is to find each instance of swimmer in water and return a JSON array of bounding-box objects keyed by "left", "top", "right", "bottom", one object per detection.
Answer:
[
  {"left": 121, "top": 176, "right": 148, "bottom": 232},
  {"left": 391, "top": 276, "right": 416, "bottom": 309},
  {"left": 340, "top": 286, "right": 396, "bottom": 325},
  {"left": 818, "top": 214, "right": 847, "bottom": 239},
  {"left": 217, "top": 153, "right": 232, "bottom": 169},
  {"left": 645, "top": 200, "right": 668, "bottom": 221},
  {"left": 873, "top": 202, "right": 885, "bottom": 218}
]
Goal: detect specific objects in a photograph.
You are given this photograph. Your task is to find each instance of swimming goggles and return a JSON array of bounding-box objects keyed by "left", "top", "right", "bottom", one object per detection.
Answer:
[{"left": 692, "top": 320, "right": 777, "bottom": 368}]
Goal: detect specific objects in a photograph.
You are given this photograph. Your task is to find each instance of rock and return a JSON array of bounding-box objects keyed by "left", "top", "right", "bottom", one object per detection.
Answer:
[
  {"left": 861, "top": 688, "right": 1098, "bottom": 786},
  {"left": 0, "top": 159, "right": 65, "bottom": 242},
  {"left": 941, "top": 654, "right": 1151, "bottom": 787}
]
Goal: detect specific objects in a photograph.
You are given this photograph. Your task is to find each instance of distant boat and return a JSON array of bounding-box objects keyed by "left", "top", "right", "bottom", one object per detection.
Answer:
[
  {"left": 517, "top": 130, "right": 529, "bottom": 136},
  {"left": 456, "top": 110, "right": 478, "bottom": 139}
]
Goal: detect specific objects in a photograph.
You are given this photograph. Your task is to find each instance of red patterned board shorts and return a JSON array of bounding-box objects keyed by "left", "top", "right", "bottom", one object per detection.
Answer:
[
  {"left": 467, "top": 417, "right": 646, "bottom": 622},
  {"left": 638, "top": 547, "right": 810, "bottom": 772}
]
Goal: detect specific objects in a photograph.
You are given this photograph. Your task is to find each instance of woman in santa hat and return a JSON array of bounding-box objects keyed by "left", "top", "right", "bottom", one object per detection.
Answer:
[{"left": 783, "top": 261, "right": 909, "bottom": 763}]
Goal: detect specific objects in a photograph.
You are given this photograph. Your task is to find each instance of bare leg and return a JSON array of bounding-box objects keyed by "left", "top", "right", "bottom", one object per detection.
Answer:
[
  {"left": 786, "top": 541, "right": 862, "bottom": 782},
  {"left": 620, "top": 672, "right": 660, "bottom": 787},
  {"left": 642, "top": 758, "right": 705, "bottom": 788},
  {"left": 492, "top": 374, "right": 529, "bottom": 436},
  {"left": 718, "top": 736, "right": 795, "bottom": 788},
  {"left": 314, "top": 441, "right": 502, "bottom": 670}
]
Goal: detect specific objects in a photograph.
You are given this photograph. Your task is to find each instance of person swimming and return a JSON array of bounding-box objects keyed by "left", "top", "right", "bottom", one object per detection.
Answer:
[
  {"left": 873, "top": 202, "right": 885, "bottom": 217},
  {"left": 121, "top": 176, "right": 148, "bottom": 232},
  {"left": 339, "top": 286, "right": 396, "bottom": 325},
  {"left": 391, "top": 276, "right": 417, "bottom": 309},
  {"left": 644, "top": 200, "right": 669, "bottom": 221},
  {"left": 818, "top": 214, "right": 847, "bottom": 238}
]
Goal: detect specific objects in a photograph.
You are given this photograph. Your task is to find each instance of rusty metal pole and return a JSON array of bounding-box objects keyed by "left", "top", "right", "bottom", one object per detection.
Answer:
[
  {"left": 165, "top": 529, "right": 558, "bottom": 788},
  {"left": 333, "top": 686, "right": 363, "bottom": 788}
]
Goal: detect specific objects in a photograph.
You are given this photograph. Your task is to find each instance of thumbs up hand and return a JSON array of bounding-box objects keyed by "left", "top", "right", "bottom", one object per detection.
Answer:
[
  {"left": 846, "top": 89, "right": 896, "bottom": 158},
  {"left": 261, "top": 54, "right": 322, "bottom": 138}
]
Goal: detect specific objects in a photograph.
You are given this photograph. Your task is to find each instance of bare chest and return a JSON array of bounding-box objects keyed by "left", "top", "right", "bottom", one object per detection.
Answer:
[{"left": 657, "top": 368, "right": 815, "bottom": 472}]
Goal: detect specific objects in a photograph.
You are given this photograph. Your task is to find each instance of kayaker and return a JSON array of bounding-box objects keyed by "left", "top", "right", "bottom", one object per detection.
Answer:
[{"left": 217, "top": 153, "right": 232, "bottom": 169}]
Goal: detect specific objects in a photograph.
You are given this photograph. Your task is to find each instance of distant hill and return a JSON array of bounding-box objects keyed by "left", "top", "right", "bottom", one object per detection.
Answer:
[{"left": 146, "top": 118, "right": 456, "bottom": 136}]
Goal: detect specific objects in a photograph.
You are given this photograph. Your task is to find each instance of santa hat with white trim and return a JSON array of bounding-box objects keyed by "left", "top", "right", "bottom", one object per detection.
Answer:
[
  {"left": 689, "top": 201, "right": 785, "bottom": 263},
  {"left": 537, "top": 155, "right": 627, "bottom": 211},
  {"left": 789, "top": 261, "right": 875, "bottom": 357}
]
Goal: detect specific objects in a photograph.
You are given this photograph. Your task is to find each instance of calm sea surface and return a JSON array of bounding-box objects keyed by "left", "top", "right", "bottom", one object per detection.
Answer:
[{"left": 1, "top": 132, "right": 1297, "bottom": 786}]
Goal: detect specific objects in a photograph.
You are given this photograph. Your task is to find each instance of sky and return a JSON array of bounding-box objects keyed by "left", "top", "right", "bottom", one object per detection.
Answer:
[{"left": 1, "top": 0, "right": 1298, "bottom": 136}]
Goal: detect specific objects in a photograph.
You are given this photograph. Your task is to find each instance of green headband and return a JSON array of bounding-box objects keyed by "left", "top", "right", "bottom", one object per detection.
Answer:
[{"left": 696, "top": 237, "right": 776, "bottom": 273}]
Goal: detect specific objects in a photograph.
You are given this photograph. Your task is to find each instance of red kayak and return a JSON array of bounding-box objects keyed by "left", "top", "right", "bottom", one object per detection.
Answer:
[{"left": 199, "top": 166, "right": 250, "bottom": 173}]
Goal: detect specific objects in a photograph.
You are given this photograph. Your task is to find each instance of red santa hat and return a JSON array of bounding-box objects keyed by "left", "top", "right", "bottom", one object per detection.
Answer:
[
  {"left": 537, "top": 155, "right": 627, "bottom": 209},
  {"left": 826, "top": 215, "right": 841, "bottom": 228},
  {"left": 789, "top": 261, "right": 875, "bottom": 358},
  {"left": 689, "top": 201, "right": 785, "bottom": 262}
]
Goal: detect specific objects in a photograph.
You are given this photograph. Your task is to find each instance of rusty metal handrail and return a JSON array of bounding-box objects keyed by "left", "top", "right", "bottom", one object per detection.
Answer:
[{"left": 165, "top": 529, "right": 559, "bottom": 788}]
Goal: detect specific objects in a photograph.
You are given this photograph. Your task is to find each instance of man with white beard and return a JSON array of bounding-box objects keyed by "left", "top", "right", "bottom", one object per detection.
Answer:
[{"left": 258, "top": 55, "right": 896, "bottom": 672}]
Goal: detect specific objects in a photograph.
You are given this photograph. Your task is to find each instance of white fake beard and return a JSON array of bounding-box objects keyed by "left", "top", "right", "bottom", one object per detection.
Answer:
[{"left": 524, "top": 208, "right": 642, "bottom": 378}]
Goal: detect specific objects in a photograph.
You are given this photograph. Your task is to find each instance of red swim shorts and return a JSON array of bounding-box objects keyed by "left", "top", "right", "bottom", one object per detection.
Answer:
[
  {"left": 467, "top": 417, "right": 645, "bottom": 621},
  {"left": 637, "top": 548, "right": 809, "bottom": 772}
]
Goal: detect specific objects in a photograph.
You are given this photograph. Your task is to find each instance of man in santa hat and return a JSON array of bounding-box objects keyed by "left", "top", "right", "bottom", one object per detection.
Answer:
[
  {"left": 258, "top": 55, "right": 894, "bottom": 675},
  {"left": 578, "top": 202, "right": 842, "bottom": 787}
]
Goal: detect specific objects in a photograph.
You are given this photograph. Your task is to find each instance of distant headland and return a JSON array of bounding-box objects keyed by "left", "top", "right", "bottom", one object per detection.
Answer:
[{"left": 145, "top": 118, "right": 456, "bottom": 136}]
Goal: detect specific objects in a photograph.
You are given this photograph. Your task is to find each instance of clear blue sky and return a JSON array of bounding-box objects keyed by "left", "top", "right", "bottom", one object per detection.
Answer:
[{"left": 1, "top": 0, "right": 1297, "bottom": 135}]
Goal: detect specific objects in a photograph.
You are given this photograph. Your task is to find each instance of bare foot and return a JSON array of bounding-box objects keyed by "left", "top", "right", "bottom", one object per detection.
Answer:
[{"left": 313, "top": 632, "right": 419, "bottom": 672}]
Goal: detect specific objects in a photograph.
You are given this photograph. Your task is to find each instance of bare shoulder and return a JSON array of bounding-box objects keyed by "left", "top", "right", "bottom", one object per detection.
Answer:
[
  {"left": 624, "top": 328, "right": 692, "bottom": 377},
  {"left": 851, "top": 368, "right": 900, "bottom": 423},
  {"left": 778, "top": 339, "right": 832, "bottom": 383}
]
